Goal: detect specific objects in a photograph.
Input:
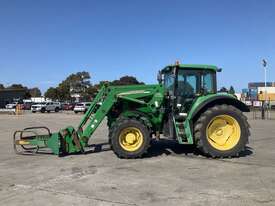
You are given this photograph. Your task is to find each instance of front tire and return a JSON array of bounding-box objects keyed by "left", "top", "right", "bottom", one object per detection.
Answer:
[
  {"left": 110, "top": 118, "right": 151, "bottom": 158},
  {"left": 194, "top": 104, "right": 250, "bottom": 158}
]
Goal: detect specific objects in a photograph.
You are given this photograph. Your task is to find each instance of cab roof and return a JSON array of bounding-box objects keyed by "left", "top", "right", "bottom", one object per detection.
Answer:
[{"left": 161, "top": 64, "right": 218, "bottom": 73}]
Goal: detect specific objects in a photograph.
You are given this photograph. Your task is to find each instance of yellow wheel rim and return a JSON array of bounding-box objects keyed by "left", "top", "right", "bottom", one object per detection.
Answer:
[
  {"left": 119, "top": 127, "right": 144, "bottom": 152},
  {"left": 207, "top": 115, "right": 241, "bottom": 151}
]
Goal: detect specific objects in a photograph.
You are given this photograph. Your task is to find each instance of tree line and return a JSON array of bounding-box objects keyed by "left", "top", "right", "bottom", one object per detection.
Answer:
[{"left": 44, "top": 71, "right": 143, "bottom": 101}]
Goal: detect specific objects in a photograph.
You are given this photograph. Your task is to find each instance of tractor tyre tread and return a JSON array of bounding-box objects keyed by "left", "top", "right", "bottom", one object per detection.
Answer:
[
  {"left": 194, "top": 104, "right": 250, "bottom": 158},
  {"left": 110, "top": 117, "right": 151, "bottom": 159}
]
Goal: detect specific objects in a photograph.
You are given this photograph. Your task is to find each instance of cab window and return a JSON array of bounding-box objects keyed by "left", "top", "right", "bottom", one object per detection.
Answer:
[
  {"left": 177, "top": 70, "right": 200, "bottom": 97},
  {"left": 202, "top": 72, "right": 214, "bottom": 93}
]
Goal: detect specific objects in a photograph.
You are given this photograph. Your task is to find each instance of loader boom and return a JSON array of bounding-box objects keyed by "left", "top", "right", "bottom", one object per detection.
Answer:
[{"left": 14, "top": 83, "right": 165, "bottom": 156}]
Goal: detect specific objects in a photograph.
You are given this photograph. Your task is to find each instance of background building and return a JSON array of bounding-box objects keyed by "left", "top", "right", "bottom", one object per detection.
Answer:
[
  {"left": 0, "top": 88, "right": 26, "bottom": 108},
  {"left": 248, "top": 82, "right": 275, "bottom": 89},
  {"left": 242, "top": 82, "right": 275, "bottom": 101}
]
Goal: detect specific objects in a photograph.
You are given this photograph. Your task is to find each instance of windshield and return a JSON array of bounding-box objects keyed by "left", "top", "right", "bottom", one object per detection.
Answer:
[
  {"left": 177, "top": 70, "right": 200, "bottom": 97},
  {"left": 177, "top": 69, "right": 215, "bottom": 96}
]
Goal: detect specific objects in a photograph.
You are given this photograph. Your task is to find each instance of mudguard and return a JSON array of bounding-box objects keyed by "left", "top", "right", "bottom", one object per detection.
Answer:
[{"left": 182, "top": 93, "right": 249, "bottom": 144}]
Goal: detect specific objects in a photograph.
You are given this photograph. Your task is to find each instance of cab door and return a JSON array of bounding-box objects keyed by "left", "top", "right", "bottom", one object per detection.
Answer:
[
  {"left": 175, "top": 69, "right": 200, "bottom": 118},
  {"left": 162, "top": 69, "right": 176, "bottom": 138},
  {"left": 168, "top": 69, "right": 200, "bottom": 143}
]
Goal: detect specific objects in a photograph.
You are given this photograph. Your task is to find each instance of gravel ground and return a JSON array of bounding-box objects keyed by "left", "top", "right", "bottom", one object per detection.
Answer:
[{"left": 0, "top": 111, "right": 275, "bottom": 206}]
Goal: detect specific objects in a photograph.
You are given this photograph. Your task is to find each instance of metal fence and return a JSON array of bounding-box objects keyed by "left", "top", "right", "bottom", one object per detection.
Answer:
[{"left": 250, "top": 101, "right": 275, "bottom": 120}]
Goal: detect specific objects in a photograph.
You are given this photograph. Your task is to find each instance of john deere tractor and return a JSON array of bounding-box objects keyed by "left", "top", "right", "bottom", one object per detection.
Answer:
[{"left": 14, "top": 63, "right": 250, "bottom": 158}]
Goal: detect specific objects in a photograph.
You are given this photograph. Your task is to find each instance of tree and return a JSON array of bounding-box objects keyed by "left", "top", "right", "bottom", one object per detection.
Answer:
[
  {"left": 44, "top": 71, "right": 92, "bottom": 101},
  {"left": 29, "top": 87, "right": 41, "bottom": 97},
  {"left": 58, "top": 71, "right": 91, "bottom": 101},
  {"left": 0, "top": 84, "right": 4, "bottom": 89},
  {"left": 24, "top": 91, "right": 32, "bottom": 99},
  {"left": 228, "top": 86, "right": 235, "bottom": 95},
  {"left": 44, "top": 73, "right": 144, "bottom": 101},
  {"left": 86, "top": 86, "right": 99, "bottom": 98},
  {"left": 112, "top": 76, "right": 143, "bottom": 86},
  {"left": 66, "top": 71, "right": 90, "bottom": 93},
  {"left": 44, "top": 87, "right": 59, "bottom": 100},
  {"left": 219, "top": 87, "right": 228, "bottom": 93}
]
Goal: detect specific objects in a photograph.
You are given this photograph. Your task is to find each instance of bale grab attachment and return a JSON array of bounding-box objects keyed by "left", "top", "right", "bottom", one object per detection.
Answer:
[{"left": 13, "top": 85, "right": 111, "bottom": 156}]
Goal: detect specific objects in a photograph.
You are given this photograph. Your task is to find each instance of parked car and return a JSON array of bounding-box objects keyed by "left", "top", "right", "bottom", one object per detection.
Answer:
[
  {"left": 61, "top": 103, "right": 75, "bottom": 111},
  {"left": 31, "top": 102, "right": 61, "bottom": 113},
  {"left": 5, "top": 102, "right": 18, "bottom": 109},
  {"left": 22, "top": 102, "right": 32, "bottom": 110},
  {"left": 73, "top": 102, "right": 91, "bottom": 113}
]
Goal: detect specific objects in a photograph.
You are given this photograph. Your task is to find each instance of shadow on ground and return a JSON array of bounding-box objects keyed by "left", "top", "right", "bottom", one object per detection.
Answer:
[
  {"left": 14, "top": 140, "right": 253, "bottom": 158},
  {"left": 86, "top": 140, "right": 253, "bottom": 158}
]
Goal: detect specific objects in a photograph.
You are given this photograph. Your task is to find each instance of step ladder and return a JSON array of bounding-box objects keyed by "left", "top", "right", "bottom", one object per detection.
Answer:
[{"left": 173, "top": 118, "right": 188, "bottom": 144}]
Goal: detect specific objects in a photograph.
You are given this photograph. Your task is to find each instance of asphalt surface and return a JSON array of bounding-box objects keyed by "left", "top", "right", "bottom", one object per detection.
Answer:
[{"left": 0, "top": 111, "right": 274, "bottom": 206}]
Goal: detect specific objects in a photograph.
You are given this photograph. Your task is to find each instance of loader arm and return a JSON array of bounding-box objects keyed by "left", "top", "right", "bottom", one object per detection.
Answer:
[
  {"left": 77, "top": 84, "right": 165, "bottom": 145},
  {"left": 77, "top": 85, "right": 117, "bottom": 145},
  {"left": 14, "top": 84, "right": 165, "bottom": 156}
]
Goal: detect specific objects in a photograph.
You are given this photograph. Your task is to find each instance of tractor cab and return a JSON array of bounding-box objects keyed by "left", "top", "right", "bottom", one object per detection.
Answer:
[
  {"left": 159, "top": 64, "right": 220, "bottom": 141},
  {"left": 160, "top": 64, "right": 218, "bottom": 112}
]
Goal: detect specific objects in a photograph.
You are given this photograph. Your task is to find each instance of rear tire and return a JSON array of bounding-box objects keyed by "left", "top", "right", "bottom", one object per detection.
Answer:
[
  {"left": 110, "top": 118, "right": 151, "bottom": 158},
  {"left": 55, "top": 107, "right": 59, "bottom": 112},
  {"left": 194, "top": 104, "right": 250, "bottom": 158}
]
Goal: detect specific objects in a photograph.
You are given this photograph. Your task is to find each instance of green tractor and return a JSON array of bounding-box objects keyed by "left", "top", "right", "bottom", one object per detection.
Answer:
[{"left": 14, "top": 63, "right": 250, "bottom": 158}]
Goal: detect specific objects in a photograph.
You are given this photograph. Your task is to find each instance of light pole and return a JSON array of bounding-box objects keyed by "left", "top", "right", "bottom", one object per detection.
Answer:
[
  {"left": 262, "top": 59, "right": 267, "bottom": 119},
  {"left": 262, "top": 59, "right": 267, "bottom": 103}
]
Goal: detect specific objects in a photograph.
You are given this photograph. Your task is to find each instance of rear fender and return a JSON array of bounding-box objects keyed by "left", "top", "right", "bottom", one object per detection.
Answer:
[
  {"left": 182, "top": 94, "right": 249, "bottom": 144},
  {"left": 189, "top": 94, "right": 249, "bottom": 122}
]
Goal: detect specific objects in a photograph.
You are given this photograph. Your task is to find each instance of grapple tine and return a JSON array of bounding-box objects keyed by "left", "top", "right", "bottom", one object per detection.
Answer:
[
  {"left": 13, "top": 130, "right": 38, "bottom": 155},
  {"left": 13, "top": 126, "right": 52, "bottom": 155}
]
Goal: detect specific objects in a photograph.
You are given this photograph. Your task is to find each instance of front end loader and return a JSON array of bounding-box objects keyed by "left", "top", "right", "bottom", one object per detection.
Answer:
[{"left": 14, "top": 63, "right": 250, "bottom": 158}]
